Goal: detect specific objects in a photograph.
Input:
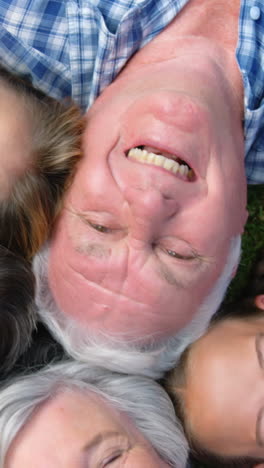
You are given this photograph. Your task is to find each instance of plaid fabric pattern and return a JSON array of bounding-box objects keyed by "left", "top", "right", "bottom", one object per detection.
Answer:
[
  {"left": 0, "top": 0, "right": 188, "bottom": 108},
  {"left": 0, "top": 0, "right": 262, "bottom": 183},
  {"left": 237, "top": 1, "right": 264, "bottom": 183}
]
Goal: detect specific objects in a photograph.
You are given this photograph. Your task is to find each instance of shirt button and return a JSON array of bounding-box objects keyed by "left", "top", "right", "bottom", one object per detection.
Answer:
[{"left": 250, "top": 6, "right": 261, "bottom": 20}]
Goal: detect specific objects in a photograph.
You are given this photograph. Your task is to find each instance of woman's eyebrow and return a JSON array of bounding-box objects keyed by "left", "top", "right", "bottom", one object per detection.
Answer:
[
  {"left": 255, "top": 335, "right": 264, "bottom": 447},
  {"left": 82, "top": 431, "right": 122, "bottom": 453},
  {"left": 256, "top": 407, "right": 264, "bottom": 448},
  {"left": 255, "top": 333, "right": 264, "bottom": 370}
]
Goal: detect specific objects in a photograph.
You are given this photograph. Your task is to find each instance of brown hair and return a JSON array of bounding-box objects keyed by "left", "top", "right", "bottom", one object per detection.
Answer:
[
  {"left": 0, "top": 66, "right": 84, "bottom": 260},
  {"left": 0, "top": 246, "right": 36, "bottom": 374},
  {"left": 164, "top": 347, "right": 190, "bottom": 433}
]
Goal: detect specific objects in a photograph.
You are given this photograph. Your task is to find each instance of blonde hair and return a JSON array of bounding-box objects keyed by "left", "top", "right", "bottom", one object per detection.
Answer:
[{"left": 0, "top": 66, "right": 84, "bottom": 260}]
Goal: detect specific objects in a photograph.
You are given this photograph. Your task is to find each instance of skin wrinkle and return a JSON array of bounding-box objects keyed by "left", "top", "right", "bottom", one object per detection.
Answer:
[
  {"left": 83, "top": 439, "right": 132, "bottom": 467},
  {"left": 81, "top": 431, "right": 131, "bottom": 453},
  {"left": 114, "top": 240, "right": 166, "bottom": 308},
  {"left": 68, "top": 177, "right": 213, "bottom": 289},
  {"left": 71, "top": 188, "right": 214, "bottom": 285},
  {"left": 74, "top": 206, "right": 211, "bottom": 290},
  {"left": 68, "top": 208, "right": 112, "bottom": 259},
  {"left": 122, "top": 234, "right": 180, "bottom": 291},
  {"left": 70, "top": 264, "right": 150, "bottom": 309},
  {"left": 74, "top": 226, "right": 213, "bottom": 294},
  {"left": 158, "top": 262, "right": 186, "bottom": 288},
  {"left": 67, "top": 261, "right": 166, "bottom": 340},
  {"left": 157, "top": 250, "right": 213, "bottom": 288},
  {"left": 69, "top": 256, "right": 206, "bottom": 335},
  {"left": 77, "top": 228, "right": 205, "bottom": 289}
]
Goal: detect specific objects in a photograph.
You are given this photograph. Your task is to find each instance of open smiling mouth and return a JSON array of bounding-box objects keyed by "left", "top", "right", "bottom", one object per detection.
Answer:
[{"left": 127, "top": 145, "right": 195, "bottom": 181}]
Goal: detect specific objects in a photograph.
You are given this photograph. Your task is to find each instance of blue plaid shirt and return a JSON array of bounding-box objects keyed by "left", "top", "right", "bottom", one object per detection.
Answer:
[{"left": 0, "top": 0, "right": 263, "bottom": 183}]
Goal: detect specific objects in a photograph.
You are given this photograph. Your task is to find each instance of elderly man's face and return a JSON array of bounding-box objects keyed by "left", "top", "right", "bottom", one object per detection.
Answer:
[
  {"left": 48, "top": 44, "right": 247, "bottom": 342},
  {"left": 7, "top": 390, "right": 170, "bottom": 467}
]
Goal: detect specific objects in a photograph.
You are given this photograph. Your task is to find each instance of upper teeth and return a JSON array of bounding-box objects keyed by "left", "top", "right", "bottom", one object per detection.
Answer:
[{"left": 127, "top": 148, "right": 192, "bottom": 178}]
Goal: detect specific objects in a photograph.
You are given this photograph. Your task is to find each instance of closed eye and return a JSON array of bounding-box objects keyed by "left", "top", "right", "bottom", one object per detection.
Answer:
[
  {"left": 88, "top": 221, "right": 112, "bottom": 233},
  {"left": 82, "top": 432, "right": 131, "bottom": 467},
  {"left": 102, "top": 450, "right": 124, "bottom": 466},
  {"left": 158, "top": 245, "right": 202, "bottom": 262},
  {"left": 154, "top": 237, "right": 204, "bottom": 263},
  {"left": 164, "top": 248, "right": 197, "bottom": 260}
]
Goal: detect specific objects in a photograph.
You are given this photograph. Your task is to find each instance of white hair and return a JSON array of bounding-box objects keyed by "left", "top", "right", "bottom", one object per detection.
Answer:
[
  {"left": 33, "top": 237, "right": 241, "bottom": 379},
  {"left": 0, "top": 360, "right": 188, "bottom": 467}
]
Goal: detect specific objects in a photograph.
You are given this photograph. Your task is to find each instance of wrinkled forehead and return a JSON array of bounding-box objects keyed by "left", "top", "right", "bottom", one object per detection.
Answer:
[
  {"left": 48, "top": 241, "right": 214, "bottom": 343},
  {"left": 48, "top": 216, "right": 233, "bottom": 343}
]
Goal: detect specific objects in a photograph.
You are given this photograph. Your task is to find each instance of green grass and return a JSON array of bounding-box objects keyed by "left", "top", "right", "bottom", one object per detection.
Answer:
[{"left": 225, "top": 184, "right": 264, "bottom": 303}]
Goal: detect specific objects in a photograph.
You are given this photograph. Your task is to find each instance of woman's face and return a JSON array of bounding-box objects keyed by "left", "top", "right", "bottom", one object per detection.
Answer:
[
  {"left": 182, "top": 315, "right": 264, "bottom": 459},
  {"left": 6, "top": 389, "right": 170, "bottom": 468}
]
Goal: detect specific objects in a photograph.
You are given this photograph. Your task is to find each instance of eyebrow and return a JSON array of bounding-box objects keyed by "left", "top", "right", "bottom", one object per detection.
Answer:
[
  {"left": 69, "top": 208, "right": 112, "bottom": 259},
  {"left": 157, "top": 255, "right": 209, "bottom": 289},
  {"left": 82, "top": 431, "right": 123, "bottom": 453},
  {"left": 71, "top": 206, "right": 207, "bottom": 285},
  {"left": 255, "top": 333, "right": 264, "bottom": 370},
  {"left": 158, "top": 263, "right": 187, "bottom": 288},
  {"left": 255, "top": 334, "right": 264, "bottom": 447},
  {"left": 75, "top": 242, "right": 110, "bottom": 259},
  {"left": 77, "top": 242, "right": 203, "bottom": 287},
  {"left": 256, "top": 407, "right": 264, "bottom": 447}
]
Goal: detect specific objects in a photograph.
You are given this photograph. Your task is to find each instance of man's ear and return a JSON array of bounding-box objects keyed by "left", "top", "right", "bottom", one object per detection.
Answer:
[
  {"left": 254, "top": 295, "right": 264, "bottom": 310},
  {"left": 254, "top": 464, "right": 264, "bottom": 468}
]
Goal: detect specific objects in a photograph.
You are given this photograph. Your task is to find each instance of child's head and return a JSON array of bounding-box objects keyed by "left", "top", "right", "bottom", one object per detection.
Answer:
[
  {"left": 0, "top": 66, "right": 83, "bottom": 259},
  {"left": 166, "top": 255, "right": 264, "bottom": 466},
  {"left": 0, "top": 247, "right": 36, "bottom": 374},
  {"left": 166, "top": 296, "right": 264, "bottom": 468}
]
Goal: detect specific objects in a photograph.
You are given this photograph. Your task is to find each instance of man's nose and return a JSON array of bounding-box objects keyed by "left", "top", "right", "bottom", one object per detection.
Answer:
[{"left": 124, "top": 186, "right": 179, "bottom": 240}]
